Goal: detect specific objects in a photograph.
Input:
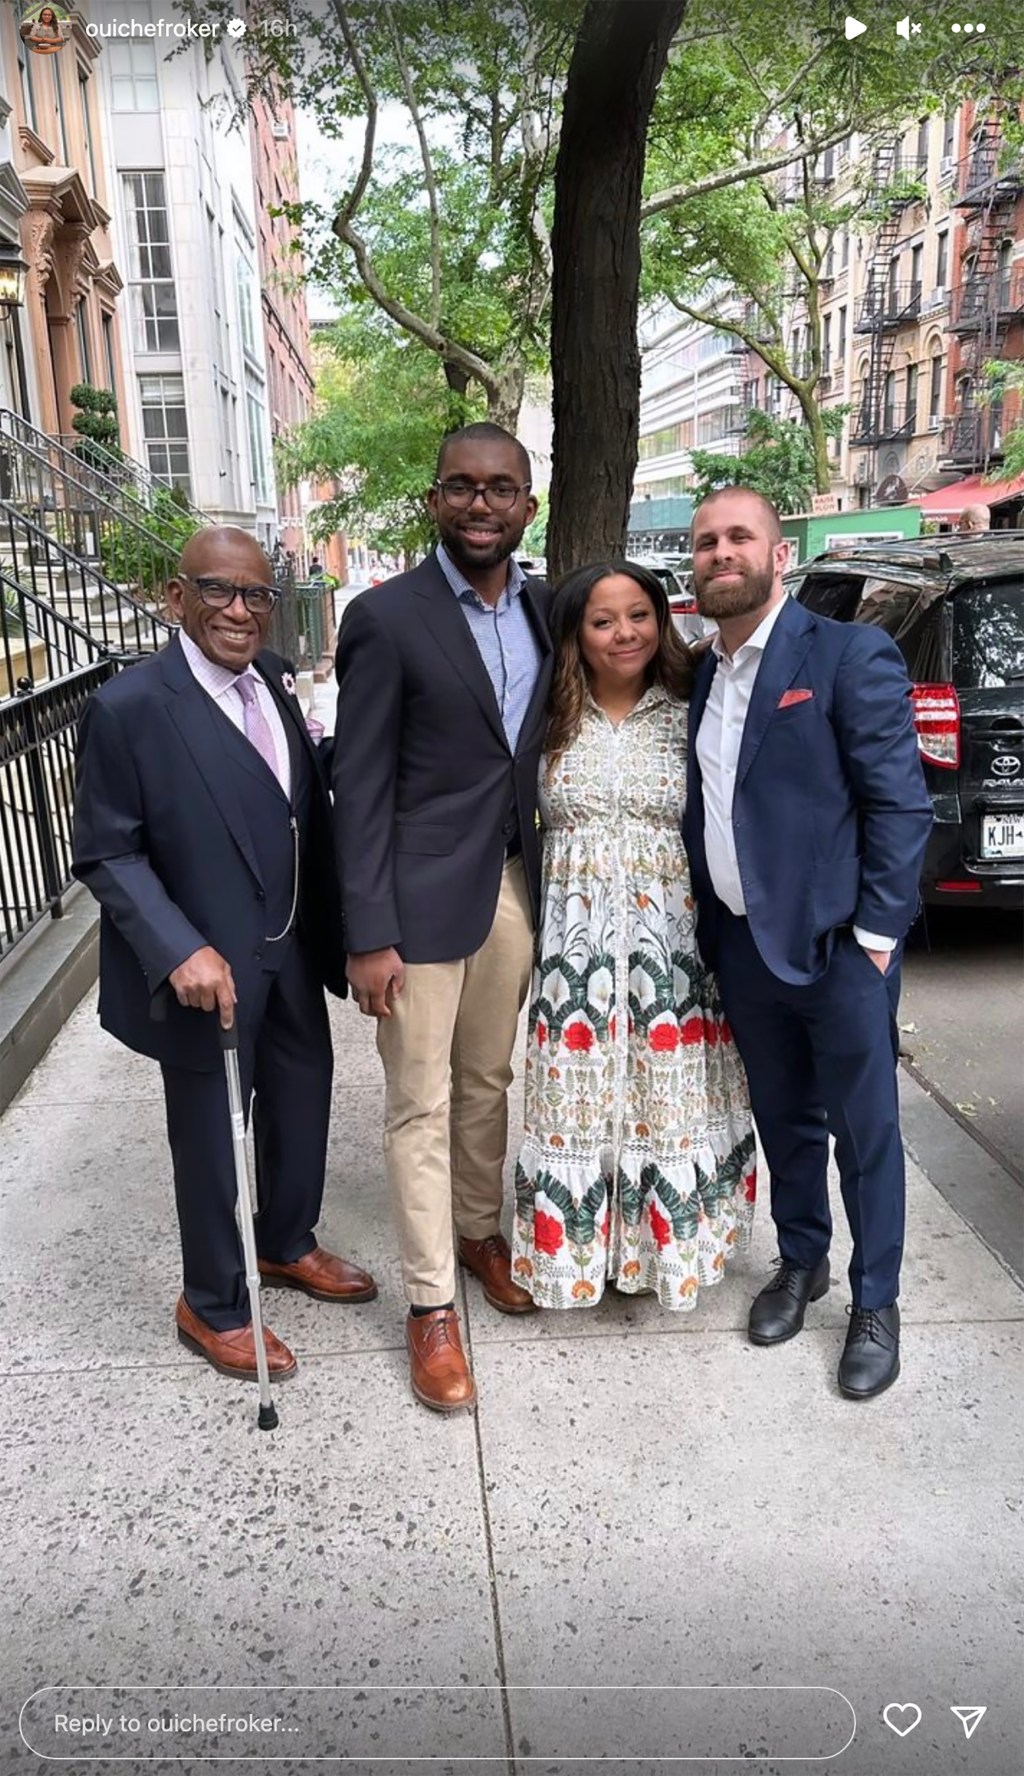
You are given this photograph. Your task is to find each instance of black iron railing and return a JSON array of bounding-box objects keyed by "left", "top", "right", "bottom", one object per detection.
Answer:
[
  {"left": 267, "top": 573, "right": 335, "bottom": 672},
  {"left": 0, "top": 656, "right": 131, "bottom": 958},
  {"left": 55, "top": 429, "right": 210, "bottom": 526},
  {"left": 1, "top": 409, "right": 164, "bottom": 537},
  {"left": 0, "top": 501, "right": 173, "bottom": 676},
  {"left": 0, "top": 424, "right": 182, "bottom": 604}
]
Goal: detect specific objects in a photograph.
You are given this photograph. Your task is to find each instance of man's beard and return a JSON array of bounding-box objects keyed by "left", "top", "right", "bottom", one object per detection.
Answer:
[
  {"left": 694, "top": 559, "right": 776, "bottom": 620},
  {"left": 442, "top": 528, "right": 518, "bottom": 574}
]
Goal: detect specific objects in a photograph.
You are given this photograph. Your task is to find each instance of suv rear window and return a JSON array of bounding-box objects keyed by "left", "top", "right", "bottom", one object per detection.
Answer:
[
  {"left": 797, "top": 570, "right": 946, "bottom": 679},
  {"left": 951, "top": 580, "right": 1024, "bottom": 689}
]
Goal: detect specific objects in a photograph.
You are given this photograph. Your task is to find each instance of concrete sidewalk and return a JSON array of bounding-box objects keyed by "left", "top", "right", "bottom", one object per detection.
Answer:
[{"left": 1, "top": 985, "right": 1021, "bottom": 1776}]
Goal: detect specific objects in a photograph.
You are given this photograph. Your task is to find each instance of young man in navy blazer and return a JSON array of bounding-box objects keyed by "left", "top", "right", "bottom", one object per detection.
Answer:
[
  {"left": 73, "top": 528, "right": 376, "bottom": 1383},
  {"left": 333, "top": 424, "right": 552, "bottom": 1413},
  {"left": 683, "top": 489, "right": 932, "bottom": 1398}
]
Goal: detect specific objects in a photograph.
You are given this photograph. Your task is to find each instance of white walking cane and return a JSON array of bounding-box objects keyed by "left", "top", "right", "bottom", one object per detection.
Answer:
[{"left": 219, "top": 1013, "right": 279, "bottom": 1431}]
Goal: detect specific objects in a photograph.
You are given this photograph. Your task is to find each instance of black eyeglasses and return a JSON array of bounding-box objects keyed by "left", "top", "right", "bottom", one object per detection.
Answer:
[
  {"left": 434, "top": 479, "right": 531, "bottom": 511},
  {"left": 180, "top": 574, "right": 279, "bottom": 614}
]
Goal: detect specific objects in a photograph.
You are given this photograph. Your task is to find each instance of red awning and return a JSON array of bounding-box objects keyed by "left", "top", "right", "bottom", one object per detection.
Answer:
[{"left": 908, "top": 473, "right": 1024, "bottom": 517}]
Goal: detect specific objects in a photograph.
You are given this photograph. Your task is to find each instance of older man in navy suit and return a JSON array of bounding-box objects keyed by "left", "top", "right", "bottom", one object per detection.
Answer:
[
  {"left": 73, "top": 527, "right": 376, "bottom": 1383},
  {"left": 683, "top": 490, "right": 932, "bottom": 1398}
]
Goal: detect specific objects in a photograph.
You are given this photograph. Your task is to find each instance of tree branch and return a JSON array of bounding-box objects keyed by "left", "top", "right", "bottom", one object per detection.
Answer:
[
  {"left": 642, "top": 123, "right": 853, "bottom": 219},
  {"left": 331, "top": 215, "right": 500, "bottom": 401},
  {"left": 384, "top": 1, "right": 441, "bottom": 327},
  {"left": 330, "top": 0, "right": 376, "bottom": 229}
]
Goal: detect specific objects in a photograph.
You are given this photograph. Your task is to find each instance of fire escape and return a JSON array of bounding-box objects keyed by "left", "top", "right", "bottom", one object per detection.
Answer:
[
  {"left": 946, "top": 123, "right": 1024, "bottom": 472},
  {"left": 851, "top": 146, "right": 925, "bottom": 488}
]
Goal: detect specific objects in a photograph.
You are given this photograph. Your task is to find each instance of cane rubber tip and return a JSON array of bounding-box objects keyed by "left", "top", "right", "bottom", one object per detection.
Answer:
[{"left": 258, "top": 1404, "right": 279, "bottom": 1431}]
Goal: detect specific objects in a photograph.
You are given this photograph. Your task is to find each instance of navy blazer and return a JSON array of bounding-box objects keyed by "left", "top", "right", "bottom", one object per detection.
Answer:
[
  {"left": 683, "top": 596, "right": 933, "bottom": 985},
  {"left": 72, "top": 635, "right": 347, "bottom": 1070},
  {"left": 333, "top": 553, "right": 552, "bottom": 963}
]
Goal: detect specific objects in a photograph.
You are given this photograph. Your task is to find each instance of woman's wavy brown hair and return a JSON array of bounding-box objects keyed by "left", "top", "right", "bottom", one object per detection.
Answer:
[{"left": 544, "top": 560, "right": 694, "bottom": 776}]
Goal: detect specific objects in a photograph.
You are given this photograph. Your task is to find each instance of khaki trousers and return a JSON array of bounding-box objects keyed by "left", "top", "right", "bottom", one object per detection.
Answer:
[{"left": 377, "top": 857, "right": 534, "bottom": 1306}]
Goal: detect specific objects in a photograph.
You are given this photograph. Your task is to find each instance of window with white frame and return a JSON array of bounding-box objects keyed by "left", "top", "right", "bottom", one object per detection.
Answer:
[
  {"left": 124, "top": 173, "right": 179, "bottom": 351},
  {"left": 236, "top": 248, "right": 258, "bottom": 360},
  {"left": 107, "top": 5, "right": 159, "bottom": 111},
  {"left": 245, "top": 371, "right": 272, "bottom": 505},
  {"left": 139, "top": 374, "right": 191, "bottom": 493}
]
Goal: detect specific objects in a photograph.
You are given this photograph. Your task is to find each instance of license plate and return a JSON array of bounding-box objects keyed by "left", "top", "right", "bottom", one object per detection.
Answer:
[{"left": 981, "top": 814, "right": 1024, "bottom": 859}]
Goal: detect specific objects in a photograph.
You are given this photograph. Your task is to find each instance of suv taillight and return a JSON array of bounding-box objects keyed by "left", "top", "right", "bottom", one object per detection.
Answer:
[{"left": 911, "top": 682, "right": 960, "bottom": 769}]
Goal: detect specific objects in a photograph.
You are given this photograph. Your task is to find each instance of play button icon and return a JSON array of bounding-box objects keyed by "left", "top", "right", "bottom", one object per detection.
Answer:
[{"left": 844, "top": 15, "right": 868, "bottom": 36}]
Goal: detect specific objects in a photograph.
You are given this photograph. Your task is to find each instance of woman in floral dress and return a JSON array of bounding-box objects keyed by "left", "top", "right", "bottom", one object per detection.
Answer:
[{"left": 512, "top": 562, "right": 755, "bottom": 1310}]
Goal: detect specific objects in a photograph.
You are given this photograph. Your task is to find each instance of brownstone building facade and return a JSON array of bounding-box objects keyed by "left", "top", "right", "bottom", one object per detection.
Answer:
[{"left": 1, "top": 3, "right": 128, "bottom": 435}]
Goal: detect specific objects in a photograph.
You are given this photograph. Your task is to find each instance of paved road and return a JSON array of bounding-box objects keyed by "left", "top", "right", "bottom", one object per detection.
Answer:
[{"left": 901, "top": 907, "right": 1023, "bottom": 1182}]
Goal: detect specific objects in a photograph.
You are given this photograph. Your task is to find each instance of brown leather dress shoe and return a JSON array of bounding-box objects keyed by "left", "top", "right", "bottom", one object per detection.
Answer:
[
  {"left": 258, "top": 1245, "right": 378, "bottom": 1303},
  {"left": 458, "top": 1233, "right": 536, "bottom": 1314},
  {"left": 175, "top": 1296, "right": 297, "bottom": 1381},
  {"left": 406, "top": 1308, "right": 477, "bottom": 1413}
]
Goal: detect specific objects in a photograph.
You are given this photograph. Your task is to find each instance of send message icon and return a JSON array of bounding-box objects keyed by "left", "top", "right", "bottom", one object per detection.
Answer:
[{"left": 951, "top": 1706, "right": 987, "bottom": 1740}]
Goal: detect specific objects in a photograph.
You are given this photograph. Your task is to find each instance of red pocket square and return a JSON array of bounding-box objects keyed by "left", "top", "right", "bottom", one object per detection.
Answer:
[{"left": 778, "top": 688, "right": 814, "bottom": 708}]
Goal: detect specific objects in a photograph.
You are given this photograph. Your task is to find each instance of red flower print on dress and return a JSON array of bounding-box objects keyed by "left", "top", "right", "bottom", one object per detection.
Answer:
[
  {"left": 649, "top": 1022, "right": 679, "bottom": 1052},
  {"left": 743, "top": 1166, "right": 757, "bottom": 1204},
  {"left": 720, "top": 1018, "right": 733, "bottom": 1044},
  {"left": 649, "top": 1202, "right": 672, "bottom": 1248},
  {"left": 536, "top": 1020, "right": 547, "bottom": 1046},
  {"left": 534, "top": 1210, "right": 564, "bottom": 1255},
  {"left": 564, "top": 1020, "right": 593, "bottom": 1052},
  {"left": 703, "top": 1016, "right": 719, "bottom": 1047},
  {"left": 600, "top": 1212, "right": 610, "bottom": 1243},
  {"left": 680, "top": 1015, "right": 704, "bottom": 1046}
]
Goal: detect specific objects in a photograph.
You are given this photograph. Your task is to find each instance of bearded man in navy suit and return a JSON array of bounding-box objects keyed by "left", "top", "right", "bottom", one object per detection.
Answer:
[
  {"left": 73, "top": 527, "right": 376, "bottom": 1382},
  {"left": 683, "top": 490, "right": 932, "bottom": 1398}
]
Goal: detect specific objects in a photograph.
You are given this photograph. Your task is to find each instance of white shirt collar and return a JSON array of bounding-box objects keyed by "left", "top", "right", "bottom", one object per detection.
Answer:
[{"left": 710, "top": 593, "right": 788, "bottom": 666}]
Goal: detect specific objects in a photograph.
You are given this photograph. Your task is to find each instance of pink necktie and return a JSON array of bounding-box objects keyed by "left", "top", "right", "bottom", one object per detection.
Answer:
[{"left": 235, "top": 674, "right": 282, "bottom": 787}]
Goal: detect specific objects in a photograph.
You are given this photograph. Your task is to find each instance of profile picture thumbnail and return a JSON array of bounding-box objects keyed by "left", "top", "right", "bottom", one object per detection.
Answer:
[{"left": 20, "top": 3, "right": 72, "bottom": 55}]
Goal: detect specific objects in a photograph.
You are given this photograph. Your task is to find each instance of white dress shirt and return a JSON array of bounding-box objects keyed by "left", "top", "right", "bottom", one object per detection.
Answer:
[
  {"left": 695, "top": 599, "right": 894, "bottom": 953},
  {"left": 178, "top": 629, "right": 291, "bottom": 800}
]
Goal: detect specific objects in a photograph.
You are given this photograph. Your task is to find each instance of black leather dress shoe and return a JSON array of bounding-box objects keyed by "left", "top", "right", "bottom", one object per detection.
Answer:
[
  {"left": 838, "top": 1303, "right": 900, "bottom": 1399},
  {"left": 748, "top": 1256, "right": 831, "bottom": 1345}
]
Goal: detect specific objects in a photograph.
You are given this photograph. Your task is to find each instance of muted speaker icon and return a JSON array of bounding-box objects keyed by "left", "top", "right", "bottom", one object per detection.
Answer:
[{"left": 895, "top": 15, "right": 921, "bottom": 35}]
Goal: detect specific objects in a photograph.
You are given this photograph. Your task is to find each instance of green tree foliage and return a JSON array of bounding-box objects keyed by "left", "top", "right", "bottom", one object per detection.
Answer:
[
  {"left": 641, "top": 1, "right": 1023, "bottom": 495},
  {"left": 99, "top": 488, "right": 199, "bottom": 596},
  {"left": 689, "top": 407, "right": 846, "bottom": 513},
  {"left": 277, "top": 324, "right": 480, "bottom": 559},
  {"left": 981, "top": 361, "right": 1024, "bottom": 481}
]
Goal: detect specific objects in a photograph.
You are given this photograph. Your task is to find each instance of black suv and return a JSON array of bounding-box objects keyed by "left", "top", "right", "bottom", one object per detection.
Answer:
[{"left": 784, "top": 533, "right": 1024, "bottom": 910}]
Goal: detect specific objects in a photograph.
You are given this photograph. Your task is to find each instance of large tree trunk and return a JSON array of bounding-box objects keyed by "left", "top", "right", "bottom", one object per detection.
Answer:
[{"left": 546, "top": 0, "right": 686, "bottom": 580}]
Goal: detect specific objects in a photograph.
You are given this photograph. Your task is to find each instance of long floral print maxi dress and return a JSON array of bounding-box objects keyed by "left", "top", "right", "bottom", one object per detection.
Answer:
[{"left": 512, "top": 685, "right": 756, "bottom": 1310}]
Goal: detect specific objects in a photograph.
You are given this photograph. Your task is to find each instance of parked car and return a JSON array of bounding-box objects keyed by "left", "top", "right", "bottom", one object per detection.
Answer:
[
  {"left": 631, "top": 556, "right": 709, "bottom": 646},
  {"left": 784, "top": 533, "right": 1024, "bottom": 910}
]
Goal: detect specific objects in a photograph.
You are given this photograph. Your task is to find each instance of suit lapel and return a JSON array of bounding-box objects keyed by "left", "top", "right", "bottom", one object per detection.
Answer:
[
  {"left": 736, "top": 598, "right": 814, "bottom": 787},
  {"left": 688, "top": 647, "right": 718, "bottom": 744},
  {"left": 413, "top": 554, "right": 509, "bottom": 750},
  {"left": 158, "top": 635, "right": 264, "bottom": 884},
  {"left": 255, "top": 653, "right": 319, "bottom": 800}
]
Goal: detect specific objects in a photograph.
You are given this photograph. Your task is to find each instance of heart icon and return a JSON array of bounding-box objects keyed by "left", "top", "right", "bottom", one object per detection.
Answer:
[{"left": 883, "top": 1703, "right": 922, "bottom": 1737}]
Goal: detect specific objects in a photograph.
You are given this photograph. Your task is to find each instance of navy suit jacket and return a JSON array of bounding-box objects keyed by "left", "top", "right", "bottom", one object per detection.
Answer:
[
  {"left": 683, "top": 596, "right": 933, "bottom": 985},
  {"left": 72, "top": 635, "right": 347, "bottom": 1070},
  {"left": 333, "top": 553, "right": 552, "bottom": 963}
]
